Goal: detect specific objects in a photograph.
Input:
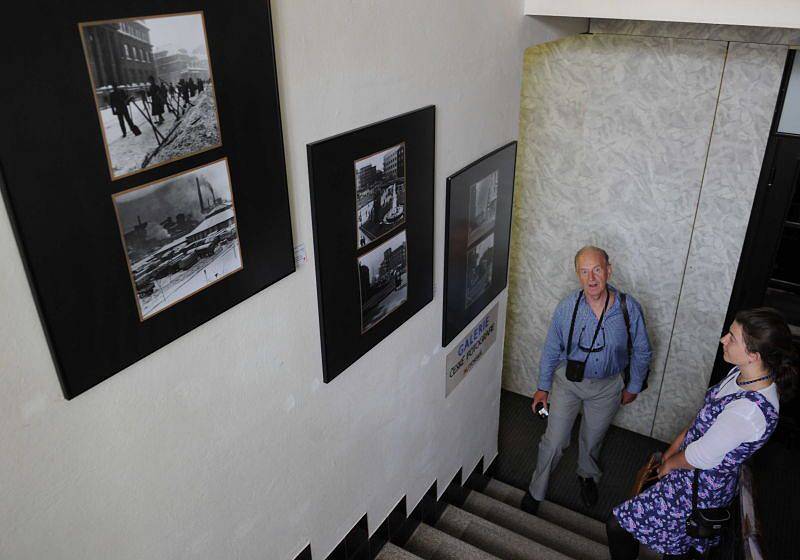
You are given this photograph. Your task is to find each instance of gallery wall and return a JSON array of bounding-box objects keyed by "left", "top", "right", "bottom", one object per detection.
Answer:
[
  {"left": 0, "top": 3, "right": 586, "bottom": 560},
  {"left": 503, "top": 20, "right": 790, "bottom": 441}
]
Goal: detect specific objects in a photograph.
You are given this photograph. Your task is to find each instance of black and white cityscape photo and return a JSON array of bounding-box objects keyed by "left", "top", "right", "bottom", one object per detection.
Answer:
[
  {"left": 465, "top": 233, "right": 494, "bottom": 308},
  {"left": 80, "top": 12, "right": 221, "bottom": 179},
  {"left": 354, "top": 143, "right": 406, "bottom": 249},
  {"left": 357, "top": 231, "right": 408, "bottom": 332},
  {"left": 467, "top": 170, "right": 499, "bottom": 246},
  {"left": 112, "top": 159, "right": 242, "bottom": 320}
]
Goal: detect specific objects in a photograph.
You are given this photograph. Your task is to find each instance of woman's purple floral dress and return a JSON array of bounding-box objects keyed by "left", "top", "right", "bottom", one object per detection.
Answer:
[{"left": 613, "top": 375, "right": 779, "bottom": 555}]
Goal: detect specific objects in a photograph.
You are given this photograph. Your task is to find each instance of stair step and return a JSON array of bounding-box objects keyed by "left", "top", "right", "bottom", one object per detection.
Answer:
[
  {"left": 481, "top": 479, "right": 660, "bottom": 560},
  {"left": 482, "top": 479, "right": 608, "bottom": 545},
  {"left": 405, "top": 523, "right": 501, "bottom": 560},
  {"left": 462, "top": 489, "right": 607, "bottom": 560},
  {"left": 375, "top": 542, "right": 424, "bottom": 560},
  {"left": 436, "top": 504, "right": 575, "bottom": 560}
]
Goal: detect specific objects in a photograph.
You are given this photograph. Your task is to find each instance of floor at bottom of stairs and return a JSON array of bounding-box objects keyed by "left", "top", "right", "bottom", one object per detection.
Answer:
[{"left": 496, "top": 389, "right": 667, "bottom": 523}]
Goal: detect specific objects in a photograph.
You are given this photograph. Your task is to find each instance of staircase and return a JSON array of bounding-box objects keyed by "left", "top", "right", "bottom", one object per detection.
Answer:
[{"left": 376, "top": 478, "right": 660, "bottom": 560}]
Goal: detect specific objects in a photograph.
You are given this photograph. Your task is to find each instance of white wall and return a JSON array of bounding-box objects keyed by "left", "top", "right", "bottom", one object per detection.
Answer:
[
  {"left": 525, "top": 0, "right": 800, "bottom": 29},
  {"left": 0, "top": 3, "right": 585, "bottom": 559}
]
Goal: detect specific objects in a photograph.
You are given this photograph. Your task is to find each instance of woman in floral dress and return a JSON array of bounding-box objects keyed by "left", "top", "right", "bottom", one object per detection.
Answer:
[{"left": 606, "top": 308, "right": 798, "bottom": 559}]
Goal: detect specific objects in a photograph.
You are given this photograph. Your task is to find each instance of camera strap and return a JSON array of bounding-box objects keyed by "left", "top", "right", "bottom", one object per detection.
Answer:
[
  {"left": 566, "top": 290, "right": 608, "bottom": 361},
  {"left": 566, "top": 292, "right": 582, "bottom": 355}
]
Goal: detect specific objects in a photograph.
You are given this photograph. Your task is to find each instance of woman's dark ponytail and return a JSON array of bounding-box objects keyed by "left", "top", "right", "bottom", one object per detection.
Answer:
[
  {"left": 775, "top": 352, "right": 799, "bottom": 402},
  {"left": 735, "top": 307, "right": 799, "bottom": 402}
]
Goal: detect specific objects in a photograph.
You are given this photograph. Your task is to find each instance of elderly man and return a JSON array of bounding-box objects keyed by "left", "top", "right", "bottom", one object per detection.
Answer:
[{"left": 522, "top": 246, "right": 652, "bottom": 514}]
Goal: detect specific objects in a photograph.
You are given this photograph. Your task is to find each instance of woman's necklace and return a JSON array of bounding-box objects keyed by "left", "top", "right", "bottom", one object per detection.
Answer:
[{"left": 736, "top": 373, "right": 773, "bottom": 386}]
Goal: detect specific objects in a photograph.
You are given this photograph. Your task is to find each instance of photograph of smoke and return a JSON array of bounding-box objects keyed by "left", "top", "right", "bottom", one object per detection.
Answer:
[{"left": 112, "top": 159, "right": 242, "bottom": 320}]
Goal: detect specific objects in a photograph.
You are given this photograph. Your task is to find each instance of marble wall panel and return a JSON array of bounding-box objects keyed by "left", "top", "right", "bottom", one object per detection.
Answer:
[
  {"left": 653, "top": 43, "right": 787, "bottom": 441},
  {"left": 590, "top": 19, "right": 800, "bottom": 46},
  {"left": 504, "top": 34, "right": 726, "bottom": 436}
]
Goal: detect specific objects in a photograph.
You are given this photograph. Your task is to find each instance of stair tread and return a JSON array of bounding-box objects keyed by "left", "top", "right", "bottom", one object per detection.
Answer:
[
  {"left": 436, "top": 504, "right": 576, "bottom": 560},
  {"left": 483, "top": 478, "right": 608, "bottom": 545},
  {"left": 405, "top": 522, "right": 501, "bottom": 560},
  {"left": 375, "top": 542, "right": 425, "bottom": 560},
  {"left": 462, "top": 489, "right": 607, "bottom": 560},
  {"left": 482, "top": 478, "right": 660, "bottom": 560}
]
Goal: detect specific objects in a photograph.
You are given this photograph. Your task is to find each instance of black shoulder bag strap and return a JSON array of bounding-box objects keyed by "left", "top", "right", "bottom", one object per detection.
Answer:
[
  {"left": 566, "top": 291, "right": 582, "bottom": 355},
  {"left": 620, "top": 293, "right": 649, "bottom": 391}
]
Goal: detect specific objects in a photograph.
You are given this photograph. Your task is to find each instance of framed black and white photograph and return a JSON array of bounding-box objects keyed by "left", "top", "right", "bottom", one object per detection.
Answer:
[
  {"left": 465, "top": 233, "right": 494, "bottom": 309},
  {"left": 355, "top": 143, "right": 406, "bottom": 249},
  {"left": 79, "top": 12, "right": 222, "bottom": 180},
  {"left": 443, "top": 142, "right": 517, "bottom": 346},
  {"left": 358, "top": 230, "right": 408, "bottom": 332},
  {"left": 467, "top": 170, "right": 498, "bottom": 246},
  {"left": 112, "top": 159, "right": 242, "bottom": 320},
  {"left": 308, "top": 106, "right": 435, "bottom": 382},
  {"left": 0, "top": 1, "right": 294, "bottom": 399}
]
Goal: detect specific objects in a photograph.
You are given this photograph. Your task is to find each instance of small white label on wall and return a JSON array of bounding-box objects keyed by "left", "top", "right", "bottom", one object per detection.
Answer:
[
  {"left": 294, "top": 243, "right": 307, "bottom": 267},
  {"left": 445, "top": 303, "right": 499, "bottom": 397}
]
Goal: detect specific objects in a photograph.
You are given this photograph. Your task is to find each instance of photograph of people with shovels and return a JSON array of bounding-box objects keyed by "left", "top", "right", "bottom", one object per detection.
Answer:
[{"left": 80, "top": 12, "right": 222, "bottom": 180}]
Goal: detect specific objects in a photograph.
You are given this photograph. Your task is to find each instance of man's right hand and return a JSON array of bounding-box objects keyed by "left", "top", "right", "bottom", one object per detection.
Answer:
[{"left": 531, "top": 390, "right": 549, "bottom": 414}]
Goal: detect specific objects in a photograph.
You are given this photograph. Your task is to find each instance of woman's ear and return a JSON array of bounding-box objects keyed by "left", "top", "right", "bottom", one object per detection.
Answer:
[{"left": 747, "top": 350, "right": 762, "bottom": 365}]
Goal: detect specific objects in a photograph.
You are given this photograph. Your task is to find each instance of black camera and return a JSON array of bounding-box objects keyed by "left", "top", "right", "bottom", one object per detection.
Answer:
[{"left": 565, "top": 359, "right": 586, "bottom": 382}]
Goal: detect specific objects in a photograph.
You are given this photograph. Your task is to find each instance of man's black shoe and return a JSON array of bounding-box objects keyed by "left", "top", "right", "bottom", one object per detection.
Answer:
[
  {"left": 521, "top": 491, "right": 540, "bottom": 515},
  {"left": 579, "top": 476, "right": 598, "bottom": 507}
]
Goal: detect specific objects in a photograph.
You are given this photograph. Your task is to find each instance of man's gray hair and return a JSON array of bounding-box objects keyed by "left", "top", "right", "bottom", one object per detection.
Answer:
[{"left": 574, "top": 246, "right": 610, "bottom": 270}]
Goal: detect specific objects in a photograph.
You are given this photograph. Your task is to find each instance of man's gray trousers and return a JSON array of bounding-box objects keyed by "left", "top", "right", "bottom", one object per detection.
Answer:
[{"left": 528, "top": 367, "right": 624, "bottom": 501}]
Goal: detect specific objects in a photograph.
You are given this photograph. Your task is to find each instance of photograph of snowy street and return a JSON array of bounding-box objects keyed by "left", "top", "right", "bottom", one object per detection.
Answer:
[
  {"left": 465, "top": 233, "right": 494, "bottom": 308},
  {"left": 112, "top": 159, "right": 242, "bottom": 320},
  {"left": 80, "top": 12, "right": 221, "bottom": 179},
  {"left": 354, "top": 143, "right": 406, "bottom": 249},
  {"left": 357, "top": 230, "right": 408, "bottom": 332},
  {"left": 467, "top": 169, "right": 499, "bottom": 246}
]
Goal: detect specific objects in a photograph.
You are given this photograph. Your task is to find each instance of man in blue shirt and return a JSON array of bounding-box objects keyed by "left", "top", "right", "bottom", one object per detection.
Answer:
[{"left": 522, "top": 246, "right": 652, "bottom": 514}]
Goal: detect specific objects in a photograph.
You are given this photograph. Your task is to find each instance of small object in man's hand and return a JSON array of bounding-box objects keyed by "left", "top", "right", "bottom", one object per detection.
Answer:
[{"left": 535, "top": 402, "right": 549, "bottom": 419}]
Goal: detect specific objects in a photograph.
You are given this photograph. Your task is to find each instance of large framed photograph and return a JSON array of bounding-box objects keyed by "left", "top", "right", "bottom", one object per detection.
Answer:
[
  {"left": 308, "top": 107, "right": 435, "bottom": 382},
  {"left": 443, "top": 142, "right": 517, "bottom": 346},
  {"left": 0, "top": 1, "right": 294, "bottom": 399},
  {"left": 79, "top": 12, "right": 222, "bottom": 180}
]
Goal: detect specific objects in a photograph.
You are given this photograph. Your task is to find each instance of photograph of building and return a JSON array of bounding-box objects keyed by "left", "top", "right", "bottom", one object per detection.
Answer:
[
  {"left": 357, "top": 230, "right": 408, "bottom": 332},
  {"left": 112, "top": 159, "right": 242, "bottom": 320},
  {"left": 80, "top": 12, "right": 221, "bottom": 179},
  {"left": 467, "top": 169, "right": 499, "bottom": 246},
  {"left": 465, "top": 233, "right": 494, "bottom": 308},
  {"left": 354, "top": 143, "right": 406, "bottom": 248}
]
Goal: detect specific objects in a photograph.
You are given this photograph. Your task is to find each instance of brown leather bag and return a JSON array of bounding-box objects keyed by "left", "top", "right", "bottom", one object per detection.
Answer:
[{"left": 630, "top": 452, "right": 662, "bottom": 498}]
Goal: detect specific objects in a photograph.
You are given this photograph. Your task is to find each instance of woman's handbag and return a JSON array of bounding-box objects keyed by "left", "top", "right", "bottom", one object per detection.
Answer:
[
  {"left": 685, "top": 469, "right": 731, "bottom": 539},
  {"left": 629, "top": 452, "right": 662, "bottom": 497}
]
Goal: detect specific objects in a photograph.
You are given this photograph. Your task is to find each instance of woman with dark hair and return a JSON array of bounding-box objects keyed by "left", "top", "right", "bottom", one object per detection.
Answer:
[{"left": 606, "top": 307, "right": 798, "bottom": 559}]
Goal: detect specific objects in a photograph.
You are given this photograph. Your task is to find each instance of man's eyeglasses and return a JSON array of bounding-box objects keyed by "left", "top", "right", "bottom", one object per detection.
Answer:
[{"left": 578, "top": 325, "right": 605, "bottom": 353}]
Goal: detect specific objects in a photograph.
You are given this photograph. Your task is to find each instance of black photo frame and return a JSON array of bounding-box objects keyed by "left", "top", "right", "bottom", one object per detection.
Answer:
[
  {"left": 442, "top": 142, "right": 517, "bottom": 346},
  {"left": 307, "top": 107, "right": 435, "bottom": 382},
  {"left": 0, "top": 1, "right": 294, "bottom": 399}
]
